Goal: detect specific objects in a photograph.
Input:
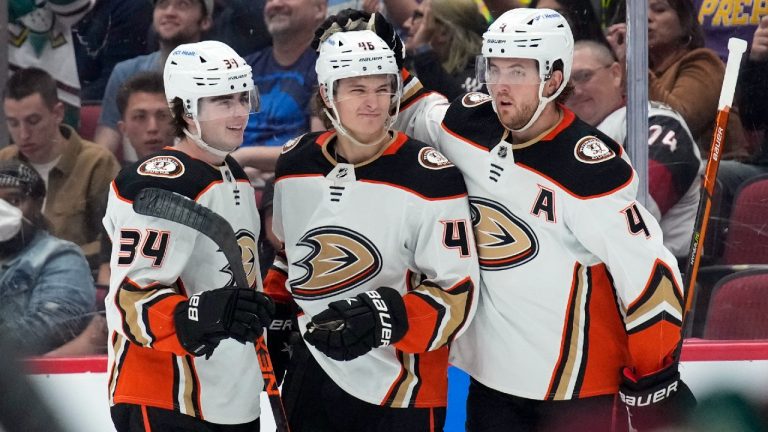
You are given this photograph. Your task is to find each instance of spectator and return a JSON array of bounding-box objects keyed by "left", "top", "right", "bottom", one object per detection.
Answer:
[
  {"left": 606, "top": 0, "right": 751, "bottom": 160},
  {"left": 404, "top": 0, "right": 487, "bottom": 100},
  {"left": 2, "top": 67, "right": 121, "bottom": 270},
  {"left": 8, "top": 0, "right": 93, "bottom": 128},
  {"left": 231, "top": 0, "right": 327, "bottom": 175},
  {"left": 73, "top": 0, "right": 154, "bottom": 101},
  {"left": 115, "top": 72, "right": 176, "bottom": 161},
  {"left": 0, "top": 160, "right": 94, "bottom": 356},
  {"left": 207, "top": 0, "right": 272, "bottom": 55},
  {"left": 567, "top": 40, "right": 703, "bottom": 260},
  {"left": 93, "top": 0, "right": 213, "bottom": 159},
  {"left": 531, "top": 0, "right": 610, "bottom": 45}
]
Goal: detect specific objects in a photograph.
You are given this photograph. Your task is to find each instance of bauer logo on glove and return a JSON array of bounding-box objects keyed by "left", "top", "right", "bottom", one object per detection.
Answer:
[{"left": 304, "top": 287, "right": 408, "bottom": 361}]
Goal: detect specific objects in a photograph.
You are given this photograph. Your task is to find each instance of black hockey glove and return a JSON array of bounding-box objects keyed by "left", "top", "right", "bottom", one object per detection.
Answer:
[
  {"left": 619, "top": 361, "right": 696, "bottom": 431},
  {"left": 303, "top": 287, "right": 408, "bottom": 361},
  {"left": 267, "top": 301, "right": 301, "bottom": 386},
  {"left": 175, "top": 288, "right": 275, "bottom": 358},
  {"left": 311, "top": 9, "right": 405, "bottom": 70}
]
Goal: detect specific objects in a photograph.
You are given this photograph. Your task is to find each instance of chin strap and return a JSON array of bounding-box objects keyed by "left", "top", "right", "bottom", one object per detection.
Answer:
[
  {"left": 323, "top": 107, "right": 390, "bottom": 148},
  {"left": 182, "top": 123, "right": 232, "bottom": 159},
  {"left": 496, "top": 78, "right": 561, "bottom": 133}
]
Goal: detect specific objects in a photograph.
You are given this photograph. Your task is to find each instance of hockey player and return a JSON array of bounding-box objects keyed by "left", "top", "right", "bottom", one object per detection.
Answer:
[
  {"left": 314, "top": 8, "right": 695, "bottom": 432},
  {"left": 103, "top": 40, "right": 274, "bottom": 431},
  {"left": 263, "top": 30, "right": 479, "bottom": 431}
]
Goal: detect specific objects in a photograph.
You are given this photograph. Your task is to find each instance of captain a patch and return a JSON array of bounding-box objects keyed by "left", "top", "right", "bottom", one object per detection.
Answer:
[
  {"left": 574, "top": 136, "right": 615, "bottom": 164},
  {"left": 137, "top": 156, "right": 185, "bottom": 178}
]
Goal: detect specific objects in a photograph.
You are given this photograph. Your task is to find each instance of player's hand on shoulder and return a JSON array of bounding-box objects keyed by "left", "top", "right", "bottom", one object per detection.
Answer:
[
  {"left": 619, "top": 358, "right": 696, "bottom": 431},
  {"left": 312, "top": 8, "right": 372, "bottom": 51},
  {"left": 312, "top": 9, "right": 404, "bottom": 69},
  {"left": 303, "top": 287, "right": 408, "bottom": 361},
  {"left": 174, "top": 288, "right": 275, "bottom": 358}
]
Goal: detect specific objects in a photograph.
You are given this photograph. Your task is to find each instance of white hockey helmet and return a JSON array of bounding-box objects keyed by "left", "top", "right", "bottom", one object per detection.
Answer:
[
  {"left": 478, "top": 8, "right": 574, "bottom": 131},
  {"left": 316, "top": 30, "right": 402, "bottom": 144},
  {"left": 164, "top": 40, "right": 258, "bottom": 156}
]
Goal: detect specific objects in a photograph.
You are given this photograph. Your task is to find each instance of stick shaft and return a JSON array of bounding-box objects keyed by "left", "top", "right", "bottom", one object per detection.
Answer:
[{"left": 677, "top": 38, "right": 747, "bottom": 359}]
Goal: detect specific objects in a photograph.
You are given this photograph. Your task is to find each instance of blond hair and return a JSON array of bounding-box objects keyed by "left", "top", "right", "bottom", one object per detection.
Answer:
[{"left": 430, "top": 0, "right": 486, "bottom": 74}]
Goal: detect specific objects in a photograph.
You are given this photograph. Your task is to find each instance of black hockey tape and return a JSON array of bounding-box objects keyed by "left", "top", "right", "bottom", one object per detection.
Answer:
[{"left": 133, "top": 187, "right": 249, "bottom": 289}]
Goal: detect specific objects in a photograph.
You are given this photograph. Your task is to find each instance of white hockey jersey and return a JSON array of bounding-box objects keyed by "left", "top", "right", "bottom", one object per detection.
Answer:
[
  {"left": 265, "top": 131, "right": 479, "bottom": 408},
  {"left": 9, "top": 0, "right": 93, "bottom": 108},
  {"left": 103, "top": 149, "right": 264, "bottom": 424},
  {"left": 396, "top": 82, "right": 685, "bottom": 401},
  {"left": 598, "top": 102, "right": 703, "bottom": 258}
]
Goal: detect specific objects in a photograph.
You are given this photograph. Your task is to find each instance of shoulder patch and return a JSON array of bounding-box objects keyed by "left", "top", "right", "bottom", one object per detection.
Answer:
[
  {"left": 462, "top": 92, "right": 493, "bottom": 107},
  {"left": 281, "top": 134, "right": 302, "bottom": 154},
  {"left": 418, "top": 147, "right": 454, "bottom": 170},
  {"left": 137, "top": 155, "right": 185, "bottom": 178},
  {"left": 574, "top": 136, "right": 615, "bottom": 164}
]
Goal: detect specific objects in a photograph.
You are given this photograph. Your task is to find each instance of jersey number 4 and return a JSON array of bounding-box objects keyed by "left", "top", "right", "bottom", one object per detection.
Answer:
[
  {"left": 118, "top": 229, "right": 170, "bottom": 267},
  {"left": 442, "top": 220, "right": 472, "bottom": 257},
  {"left": 621, "top": 204, "right": 651, "bottom": 238}
]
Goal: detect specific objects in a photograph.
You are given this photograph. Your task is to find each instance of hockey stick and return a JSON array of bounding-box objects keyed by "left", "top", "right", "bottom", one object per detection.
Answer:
[
  {"left": 133, "top": 187, "right": 291, "bottom": 432},
  {"left": 676, "top": 37, "right": 747, "bottom": 360}
]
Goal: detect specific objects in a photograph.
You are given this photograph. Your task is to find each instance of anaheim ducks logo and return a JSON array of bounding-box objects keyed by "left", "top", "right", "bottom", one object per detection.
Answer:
[
  {"left": 221, "top": 229, "right": 259, "bottom": 288},
  {"left": 137, "top": 156, "right": 185, "bottom": 178},
  {"left": 418, "top": 147, "right": 454, "bottom": 170},
  {"left": 470, "top": 197, "right": 538, "bottom": 270},
  {"left": 290, "top": 226, "right": 382, "bottom": 300},
  {"left": 281, "top": 135, "right": 302, "bottom": 154},
  {"left": 462, "top": 92, "right": 493, "bottom": 107}
]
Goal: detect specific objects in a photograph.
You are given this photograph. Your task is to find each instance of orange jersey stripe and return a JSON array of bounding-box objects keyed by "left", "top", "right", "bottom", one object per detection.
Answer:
[
  {"left": 578, "top": 264, "right": 629, "bottom": 395},
  {"left": 396, "top": 294, "right": 440, "bottom": 353},
  {"left": 412, "top": 347, "right": 449, "bottom": 407}
]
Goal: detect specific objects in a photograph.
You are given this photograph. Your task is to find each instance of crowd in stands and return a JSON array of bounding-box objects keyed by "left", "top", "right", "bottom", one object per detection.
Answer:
[{"left": 3, "top": 0, "right": 768, "bottom": 358}]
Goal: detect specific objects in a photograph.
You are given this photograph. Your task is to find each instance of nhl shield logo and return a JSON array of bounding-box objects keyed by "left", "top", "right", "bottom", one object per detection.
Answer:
[
  {"left": 137, "top": 156, "right": 185, "bottom": 178},
  {"left": 574, "top": 136, "right": 615, "bottom": 164},
  {"left": 418, "top": 147, "right": 454, "bottom": 170},
  {"left": 462, "top": 92, "right": 493, "bottom": 107}
]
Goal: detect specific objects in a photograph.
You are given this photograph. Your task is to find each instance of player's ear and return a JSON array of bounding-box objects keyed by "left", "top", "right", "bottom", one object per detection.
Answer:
[{"left": 545, "top": 70, "right": 563, "bottom": 98}]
